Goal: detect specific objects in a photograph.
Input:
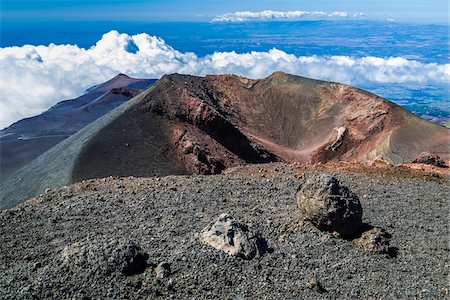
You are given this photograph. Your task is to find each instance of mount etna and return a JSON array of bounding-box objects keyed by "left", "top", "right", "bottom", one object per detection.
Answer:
[
  {"left": 2, "top": 0, "right": 449, "bottom": 298},
  {"left": 1, "top": 71, "right": 449, "bottom": 299},
  {"left": 0, "top": 72, "right": 448, "bottom": 209}
]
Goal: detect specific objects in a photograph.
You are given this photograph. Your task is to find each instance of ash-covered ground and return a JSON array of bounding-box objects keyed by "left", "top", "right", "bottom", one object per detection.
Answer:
[{"left": 1, "top": 163, "right": 448, "bottom": 299}]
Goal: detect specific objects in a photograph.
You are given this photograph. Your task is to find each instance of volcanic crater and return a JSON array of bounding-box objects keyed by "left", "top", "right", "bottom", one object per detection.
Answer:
[{"left": 0, "top": 72, "right": 448, "bottom": 209}]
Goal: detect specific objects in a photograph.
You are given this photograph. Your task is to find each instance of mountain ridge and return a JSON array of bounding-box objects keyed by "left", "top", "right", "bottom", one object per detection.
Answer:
[
  {"left": 0, "top": 72, "right": 448, "bottom": 209},
  {"left": 0, "top": 75, "right": 156, "bottom": 180}
]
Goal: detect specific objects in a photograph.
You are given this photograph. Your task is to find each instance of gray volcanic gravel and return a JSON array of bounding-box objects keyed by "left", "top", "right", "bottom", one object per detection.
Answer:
[{"left": 0, "top": 163, "right": 448, "bottom": 299}]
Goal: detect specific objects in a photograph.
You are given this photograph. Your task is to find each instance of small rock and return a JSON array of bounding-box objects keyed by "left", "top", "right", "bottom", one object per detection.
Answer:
[
  {"left": 61, "top": 239, "right": 149, "bottom": 276},
  {"left": 22, "top": 254, "right": 32, "bottom": 261},
  {"left": 142, "top": 288, "right": 161, "bottom": 296},
  {"left": 199, "top": 213, "right": 264, "bottom": 259},
  {"left": 126, "top": 278, "right": 142, "bottom": 288},
  {"left": 155, "top": 262, "right": 171, "bottom": 279},
  {"left": 115, "top": 241, "right": 149, "bottom": 276},
  {"left": 307, "top": 277, "right": 327, "bottom": 293},
  {"left": 187, "top": 277, "right": 198, "bottom": 289},
  {"left": 296, "top": 173, "right": 363, "bottom": 238},
  {"left": 251, "top": 206, "right": 263, "bottom": 214},
  {"left": 32, "top": 262, "right": 41, "bottom": 271},
  {"left": 166, "top": 278, "right": 175, "bottom": 291},
  {"left": 353, "top": 227, "right": 391, "bottom": 254}
]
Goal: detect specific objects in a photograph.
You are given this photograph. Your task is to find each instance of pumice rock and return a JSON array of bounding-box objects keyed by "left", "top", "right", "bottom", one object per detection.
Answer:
[
  {"left": 353, "top": 227, "right": 391, "bottom": 254},
  {"left": 296, "top": 173, "right": 363, "bottom": 238},
  {"left": 199, "top": 213, "right": 264, "bottom": 259}
]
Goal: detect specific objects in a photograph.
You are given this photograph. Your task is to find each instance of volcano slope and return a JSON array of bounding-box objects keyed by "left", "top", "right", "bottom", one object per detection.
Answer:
[
  {"left": 0, "top": 74, "right": 155, "bottom": 180},
  {"left": 0, "top": 72, "right": 448, "bottom": 209}
]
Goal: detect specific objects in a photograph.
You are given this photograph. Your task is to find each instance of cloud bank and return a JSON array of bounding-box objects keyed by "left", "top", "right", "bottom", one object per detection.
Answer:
[
  {"left": 1, "top": 30, "right": 448, "bottom": 129},
  {"left": 212, "top": 10, "right": 367, "bottom": 22}
]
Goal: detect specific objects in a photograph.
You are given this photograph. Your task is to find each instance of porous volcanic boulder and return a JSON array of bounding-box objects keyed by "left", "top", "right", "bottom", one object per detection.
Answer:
[
  {"left": 61, "top": 239, "right": 149, "bottom": 276},
  {"left": 199, "top": 213, "right": 263, "bottom": 259},
  {"left": 353, "top": 227, "right": 391, "bottom": 254},
  {"left": 296, "top": 173, "right": 363, "bottom": 238},
  {"left": 411, "top": 152, "right": 447, "bottom": 168}
]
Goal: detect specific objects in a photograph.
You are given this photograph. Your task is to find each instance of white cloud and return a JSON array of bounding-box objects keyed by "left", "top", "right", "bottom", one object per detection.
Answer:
[
  {"left": 0, "top": 30, "right": 448, "bottom": 129},
  {"left": 353, "top": 12, "right": 368, "bottom": 18},
  {"left": 328, "top": 11, "right": 348, "bottom": 18},
  {"left": 211, "top": 10, "right": 367, "bottom": 22}
]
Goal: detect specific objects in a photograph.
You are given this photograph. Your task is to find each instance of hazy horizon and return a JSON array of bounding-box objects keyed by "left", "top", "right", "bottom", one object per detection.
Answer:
[
  {"left": 2, "top": 0, "right": 448, "bottom": 24},
  {"left": 1, "top": 1, "right": 449, "bottom": 129}
]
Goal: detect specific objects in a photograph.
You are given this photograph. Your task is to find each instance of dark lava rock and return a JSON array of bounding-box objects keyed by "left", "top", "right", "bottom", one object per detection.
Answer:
[
  {"left": 296, "top": 173, "right": 363, "bottom": 238},
  {"left": 353, "top": 227, "right": 391, "bottom": 254},
  {"left": 61, "top": 239, "right": 149, "bottom": 276},
  {"left": 412, "top": 153, "right": 447, "bottom": 168}
]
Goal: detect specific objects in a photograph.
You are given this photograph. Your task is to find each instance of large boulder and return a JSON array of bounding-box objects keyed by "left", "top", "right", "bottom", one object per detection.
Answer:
[
  {"left": 199, "top": 213, "right": 263, "bottom": 259},
  {"left": 296, "top": 173, "right": 363, "bottom": 238}
]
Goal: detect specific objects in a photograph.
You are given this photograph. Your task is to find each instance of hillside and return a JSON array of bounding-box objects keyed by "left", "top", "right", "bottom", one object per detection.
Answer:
[
  {"left": 0, "top": 72, "right": 448, "bottom": 209},
  {"left": 0, "top": 74, "right": 155, "bottom": 180}
]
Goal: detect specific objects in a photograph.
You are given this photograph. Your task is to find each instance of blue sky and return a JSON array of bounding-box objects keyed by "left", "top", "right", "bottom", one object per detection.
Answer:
[{"left": 1, "top": 0, "right": 448, "bottom": 24}]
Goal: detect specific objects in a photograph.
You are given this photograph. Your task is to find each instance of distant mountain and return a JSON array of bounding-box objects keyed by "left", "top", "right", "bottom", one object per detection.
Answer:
[
  {"left": 1, "top": 72, "right": 448, "bottom": 209},
  {"left": 0, "top": 74, "right": 156, "bottom": 180}
]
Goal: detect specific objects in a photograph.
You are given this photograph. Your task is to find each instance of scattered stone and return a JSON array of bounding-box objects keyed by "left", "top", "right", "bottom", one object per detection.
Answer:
[
  {"left": 296, "top": 173, "right": 363, "bottom": 238},
  {"left": 61, "top": 239, "right": 149, "bottom": 276},
  {"left": 142, "top": 288, "right": 162, "bottom": 296},
  {"left": 22, "top": 254, "right": 33, "bottom": 261},
  {"left": 199, "top": 213, "right": 263, "bottom": 259},
  {"left": 307, "top": 277, "right": 327, "bottom": 293},
  {"left": 31, "top": 262, "right": 41, "bottom": 271},
  {"left": 2, "top": 165, "right": 447, "bottom": 298},
  {"left": 251, "top": 205, "right": 263, "bottom": 214},
  {"left": 353, "top": 227, "right": 391, "bottom": 254},
  {"left": 412, "top": 153, "right": 447, "bottom": 168},
  {"left": 166, "top": 278, "right": 176, "bottom": 291},
  {"left": 155, "top": 262, "right": 171, "bottom": 279},
  {"left": 126, "top": 277, "right": 143, "bottom": 288}
]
